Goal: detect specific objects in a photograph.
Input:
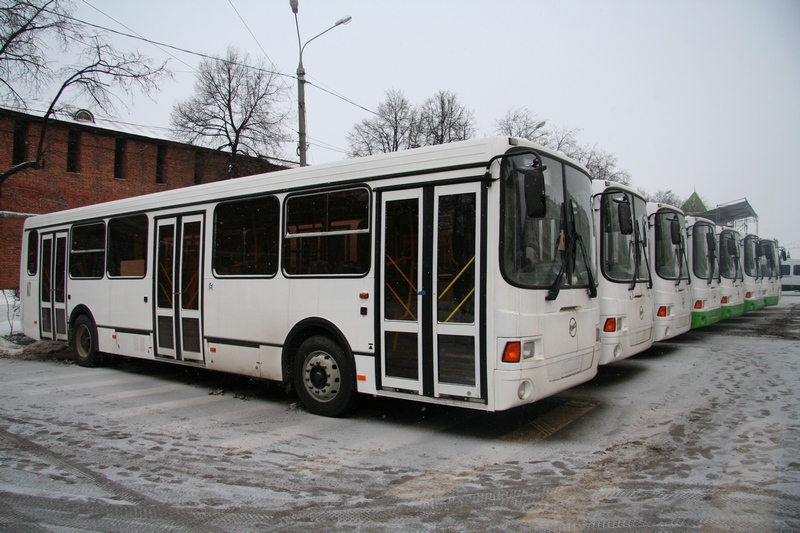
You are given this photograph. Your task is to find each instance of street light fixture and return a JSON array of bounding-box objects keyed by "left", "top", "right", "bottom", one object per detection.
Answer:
[{"left": 290, "top": 0, "right": 351, "bottom": 166}]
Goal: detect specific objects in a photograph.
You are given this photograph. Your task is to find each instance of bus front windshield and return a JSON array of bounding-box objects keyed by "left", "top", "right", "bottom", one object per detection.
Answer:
[
  {"left": 761, "top": 240, "right": 778, "bottom": 278},
  {"left": 743, "top": 235, "right": 760, "bottom": 279},
  {"left": 654, "top": 211, "right": 687, "bottom": 281},
  {"left": 692, "top": 223, "right": 716, "bottom": 281},
  {"left": 719, "top": 231, "right": 741, "bottom": 280},
  {"left": 600, "top": 191, "right": 649, "bottom": 284},
  {"left": 501, "top": 152, "right": 594, "bottom": 290}
]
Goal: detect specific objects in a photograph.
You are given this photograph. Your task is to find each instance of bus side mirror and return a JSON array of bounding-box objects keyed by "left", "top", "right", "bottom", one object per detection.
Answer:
[
  {"left": 617, "top": 201, "right": 633, "bottom": 235},
  {"left": 756, "top": 242, "right": 763, "bottom": 257},
  {"left": 670, "top": 218, "right": 681, "bottom": 245},
  {"left": 706, "top": 232, "right": 716, "bottom": 254},
  {"left": 726, "top": 238, "right": 737, "bottom": 256},
  {"left": 781, "top": 249, "right": 787, "bottom": 261},
  {"left": 524, "top": 169, "right": 546, "bottom": 218}
]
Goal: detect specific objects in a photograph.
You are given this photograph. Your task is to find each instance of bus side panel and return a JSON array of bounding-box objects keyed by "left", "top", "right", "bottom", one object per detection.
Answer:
[
  {"left": 68, "top": 278, "right": 111, "bottom": 337},
  {"left": 107, "top": 278, "right": 153, "bottom": 334}
]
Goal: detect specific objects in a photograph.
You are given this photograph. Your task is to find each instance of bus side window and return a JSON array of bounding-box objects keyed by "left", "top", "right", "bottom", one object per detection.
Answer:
[
  {"left": 213, "top": 196, "right": 280, "bottom": 277},
  {"left": 283, "top": 188, "right": 370, "bottom": 276},
  {"left": 27, "top": 230, "right": 38, "bottom": 275},
  {"left": 70, "top": 222, "right": 106, "bottom": 279},
  {"left": 107, "top": 214, "right": 148, "bottom": 278}
]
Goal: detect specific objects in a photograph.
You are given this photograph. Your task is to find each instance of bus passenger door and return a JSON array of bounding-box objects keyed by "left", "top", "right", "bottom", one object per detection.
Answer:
[
  {"left": 39, "top": 231, "right": 68, "bottom": 341},
  {"left": 154, "top": 214, "right": 204, "bottom": 362},
  {"left": 380, "top": 183, "right": 482, "bottom": 400},
  {"left": 380, "top": 190, "right": 424, "bottom": 393},
  {"left": 432, "top": 183, "right": 481, "bottom": 400}
]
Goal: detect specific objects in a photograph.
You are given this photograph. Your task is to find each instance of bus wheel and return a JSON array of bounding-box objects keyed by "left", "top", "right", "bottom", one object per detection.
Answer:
[
  {"left": 293, "top": 336, "right": 357, "bottom": 417},
  {"left": 70, "top": 315, "right": 103, "bottom": 367}
]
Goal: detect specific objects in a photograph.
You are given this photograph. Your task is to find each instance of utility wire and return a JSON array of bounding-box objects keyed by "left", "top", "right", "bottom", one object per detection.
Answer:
[{"left": 63, "top": 3, "right": 378, "bottom": 116}]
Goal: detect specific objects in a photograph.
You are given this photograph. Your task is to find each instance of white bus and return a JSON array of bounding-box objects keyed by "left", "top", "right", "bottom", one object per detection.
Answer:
[
  {"left": 591, "top": 181, "right": 653, "bottom": 364},
  {"left": 781, "top": 258, "right": 800, "bottom": 292},
  {"left": 685, "top": 216, "right": 722, "bottom": 328},
  {"left": 760, "top": 238, "right": 782, "bottom": 306},
  {"left": 741, "top": 233, "right": 766, "bottom": 312},
  {"left": 20, "top": 137, "right": 601, "bottom": 417},
  {"left": 646, "top": 202, "right": 691, "bottom": 341},
  {"left": 717, "top": 226, "right": 745, "bottom": 319}
]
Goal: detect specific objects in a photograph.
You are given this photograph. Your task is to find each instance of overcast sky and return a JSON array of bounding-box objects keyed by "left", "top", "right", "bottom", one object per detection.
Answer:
[{"left": 66, "top": 0, "right": 800, "bottom": 253}]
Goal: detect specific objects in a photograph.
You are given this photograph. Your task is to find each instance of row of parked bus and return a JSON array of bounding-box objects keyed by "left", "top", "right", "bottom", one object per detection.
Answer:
[
  {"left": 593, "top": 179, "right": 783, "bottom": 367},
  {"left": 19, "top": 137, "right": 784, "bottom": 416}
]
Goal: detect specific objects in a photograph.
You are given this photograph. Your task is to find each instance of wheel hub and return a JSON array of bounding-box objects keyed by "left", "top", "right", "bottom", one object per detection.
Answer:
[{"left": 303, "top": 351, "right": 341, "bottom": 403}]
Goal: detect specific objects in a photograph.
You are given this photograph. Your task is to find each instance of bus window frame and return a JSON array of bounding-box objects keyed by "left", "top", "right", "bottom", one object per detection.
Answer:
[
  {"left": 69, "top": 221, "right": 106, "bottom": 280},
  {"left": 282, "top": 186, "right": 372, "bottom": 278},
  {"left": 212, "top": 194, "right": 281, "bottom": 279}
]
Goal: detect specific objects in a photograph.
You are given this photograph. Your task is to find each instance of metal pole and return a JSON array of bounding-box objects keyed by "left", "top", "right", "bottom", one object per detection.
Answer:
[{"left": 290, "top": 1, "right": 350, "bottom": 167}]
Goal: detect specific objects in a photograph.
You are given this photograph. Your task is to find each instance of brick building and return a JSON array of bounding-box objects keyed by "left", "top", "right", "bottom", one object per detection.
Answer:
[{"left": 0, "top": 107, "right": 287, "bottom": 289}]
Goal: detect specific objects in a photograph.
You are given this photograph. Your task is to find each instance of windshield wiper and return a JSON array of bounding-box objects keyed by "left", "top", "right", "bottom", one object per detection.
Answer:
[
  {"left": 546, "top": 230, "right": 567, "bottom": 301},
  {"left": 547, "top": 201, "right": 597, "bottom": 300}
]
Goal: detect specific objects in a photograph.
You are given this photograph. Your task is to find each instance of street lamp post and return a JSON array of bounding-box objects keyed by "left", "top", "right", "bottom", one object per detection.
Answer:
[{"left": 290, "top": 0, "right": 351, "bottom": 166}]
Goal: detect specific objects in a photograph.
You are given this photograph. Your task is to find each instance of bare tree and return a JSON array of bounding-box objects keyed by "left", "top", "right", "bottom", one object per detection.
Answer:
[
  {"left": 530, "top": 124, "right": 632, "bottom": 185},
  {"left": 638, "top": 188, "right": 684, "bottom": 208},
  {"left": 171, "top": 46, "right": 290, "bottom": 178},
  {"left": 493, "top": 106, "right": 548, "bottom": 144},
  {"left": 0, "top": 0, "right": 170, "bottom": 190},
  {"left": 538, "top": 124, "right": 584, "bottom": 159},
  {"left": 578, "top": 143, "right": 632, "bottom": 185},
  {"left": 347, "top": 89, "right": 418, "bottom": 157},
  {"left": 0, "top": 0, "right": 67, "bottom": 106},
  {"left": 417, "top": 90, "right": 475, "bottom": 146}
]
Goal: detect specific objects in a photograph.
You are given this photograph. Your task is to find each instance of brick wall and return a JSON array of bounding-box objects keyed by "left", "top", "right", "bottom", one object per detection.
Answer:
[
  {"left": 0, "top": 109, "right": 285, "bottom": 289},
  {"left": 0, "top": 215, "right": 26, "bottom": 290}
]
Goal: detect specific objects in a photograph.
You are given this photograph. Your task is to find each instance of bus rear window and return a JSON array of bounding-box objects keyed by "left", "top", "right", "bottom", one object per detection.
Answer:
[
  {"left": 284, "top": 188, "right": 370, "bottom": 276},
  {"left": 70, "top": 222, "right": 105, "bottom": 279}
]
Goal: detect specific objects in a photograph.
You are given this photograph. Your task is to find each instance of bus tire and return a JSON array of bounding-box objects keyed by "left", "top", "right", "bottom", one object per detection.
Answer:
[
  {"left": 70, "top": 315, "right": 103, "bottom": 368},
  {"left": 293, "top": 335, "right": 357, "bottom": 417}
]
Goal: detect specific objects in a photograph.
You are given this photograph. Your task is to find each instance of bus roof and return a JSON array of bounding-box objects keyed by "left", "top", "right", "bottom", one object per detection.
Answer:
[{"left": 23, "top": 136, "right": 587, "bottom": 230}]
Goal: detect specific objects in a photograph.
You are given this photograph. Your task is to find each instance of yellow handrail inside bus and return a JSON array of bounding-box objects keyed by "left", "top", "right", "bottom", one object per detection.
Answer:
[
  {"left": 444, "top": 288, "right": 475, "bottom": 323},
  {"left": 384, "top": 281, "right": 417, "bottom": 321},
  {"left": 158, "top": 261, "right": 173, "bottom": 307},
  {"left": 385, "top": 253, "right": 417, "bottom": 292},
  {"left": 438, "top": 256, "right": 475, "bottom": 300}
]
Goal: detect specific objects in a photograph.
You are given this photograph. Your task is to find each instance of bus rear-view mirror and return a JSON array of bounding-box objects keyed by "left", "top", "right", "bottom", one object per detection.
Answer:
[
  {"left": 617, "top": 200, "right": 633, "bottom": 235},
  {"left": 524, "top": 169, "right": 546, "bottom": 218},
  {"left": 670, "top": 217, "right": 681, "bottom": 245}
]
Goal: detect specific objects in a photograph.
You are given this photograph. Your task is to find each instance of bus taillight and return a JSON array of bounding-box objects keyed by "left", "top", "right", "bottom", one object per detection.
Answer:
[
  {"left": 502, "top": 342, "right": 521, "bottom": 363},
  {"left": 603, "top": 318, "right": 617, "bottom": 332}
]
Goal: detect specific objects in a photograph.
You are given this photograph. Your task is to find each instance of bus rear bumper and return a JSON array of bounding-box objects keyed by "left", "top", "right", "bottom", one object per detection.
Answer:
[{"left": 493, "top": 347, "right": 598, "bottom": 411}]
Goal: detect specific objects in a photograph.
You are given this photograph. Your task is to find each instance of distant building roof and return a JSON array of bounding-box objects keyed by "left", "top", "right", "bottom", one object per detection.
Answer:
[
  {"left": 682, "top": 191, "right": 708, "bottom": 214},
  {"left": 695, "top": 198, "right": 758, "bottom": 225}
]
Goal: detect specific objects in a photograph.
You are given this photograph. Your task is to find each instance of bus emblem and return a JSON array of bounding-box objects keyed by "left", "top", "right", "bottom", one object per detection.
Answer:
[{"left": 569, "top": 318, "right": 577, "bottom": 337}]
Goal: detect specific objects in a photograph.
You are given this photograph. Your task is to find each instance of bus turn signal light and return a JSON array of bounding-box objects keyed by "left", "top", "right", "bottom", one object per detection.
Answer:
[
  {"left": 603, "top": 318, "right": 617, "bottom": 333},
  {"left": 657, "top": 306, "right": 668, "bottom": 317},
  {"left": 721, "top": 296, "right": 728, "bottom": 304},
  {"left": 694, "top": 300, "right": 704, "bottom": 309},
  {"left": 502, "top": 342, "right": 521, "bottom": 363}
]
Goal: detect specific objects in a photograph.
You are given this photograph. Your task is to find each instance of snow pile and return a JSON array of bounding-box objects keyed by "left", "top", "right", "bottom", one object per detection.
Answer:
[{"left": 1, "top": 289, "right": 24, "bottom": 356}]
